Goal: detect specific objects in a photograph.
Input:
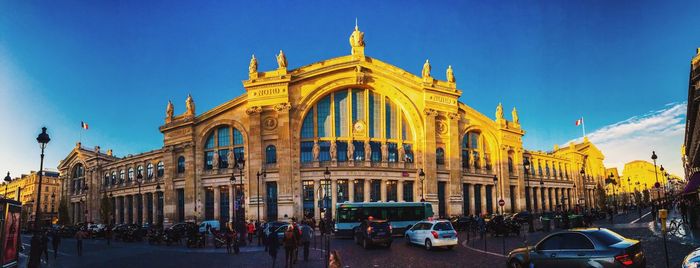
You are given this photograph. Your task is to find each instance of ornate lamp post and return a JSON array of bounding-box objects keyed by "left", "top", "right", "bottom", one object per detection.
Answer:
[
  {"left": 626, "top": 177, "right": 631, "bottom": 207},
  {"left": 418, "top": 168, "right": 425, "bottom": 202},
  {"left": 659, "top": 165, "right": 666, "bottom": 200},
  {"left": 523, "top": 158, "right": 534, "bottom": 232},
  {"left": 580, "top": 169, "right": 587, "bottom": 211},
  {"left": 651, "top": 151, "right": 660, "bottom": 201},
  {"left": 28, "top": 127, "right": 51, "bottom": 268},
  {"left": 4, "top": 172, "right": 11, "bottom": 198},
  {"left": 255, "top": 168, "right": 266, "bottom": 246},
  {"left": 493, "top": 174, "right": 500, "bottom": 215}
]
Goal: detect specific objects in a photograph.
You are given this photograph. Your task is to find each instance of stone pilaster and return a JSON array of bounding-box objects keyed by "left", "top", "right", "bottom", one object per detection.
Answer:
[{"left": 447, "top": 112, "right": 462, "bottom": 217}]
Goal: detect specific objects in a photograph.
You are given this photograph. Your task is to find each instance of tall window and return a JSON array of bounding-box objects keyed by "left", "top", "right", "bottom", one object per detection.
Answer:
[
  {"left": 370, "top": 180, "right": 381, "bottom": 202},
  {"left": 299, "top": 88, "right": 412, "bottom": 164},
  {"left": 203, "top": 125, "right": 245, "bottom": 169},
  {"left": 354, "top": 179, "right": 364, "bottom": 202},
  {"left": 436, "top": 148, "right": 445, "bottom": 165},
  {"left": 71, "top": 164, "right": 84, "bottom": 194},
  {"left": 128, "top": 168, "right": 134, "bottom": 181},
  {"left": 111, "top": 171, "right": 116, "bottom": 185},
  {"left": 403, "top": 181, "right": 414, "bottom": 202},
  {"left": 119, "top": 170, "right": 125, "bottom": 183},
  {"left": 266, "top": 145, "right": 277, "bottom": 164},
  {"left": 463, "top": 131, "right": 487, "bottom": 169},
  {"left": 508, "top": 156, "right": 514, "bottom": 174},
  {"left": 147, "top": 163, "right": 154, "bottom": 179},
  {"left": 337, "top": 180, "right": 348, "bottom": 203},
  {"left": 137, "top": 165, "right": 144, "bottom": 178},
  {"left": 156, "top": 161, "right": 164, "bottom": 178},
  {"left": 177, "top": 156, "right": 185, "bottom": 173},
  {"left": 386, "top": 180, "right": 397, "bottom": 201}
]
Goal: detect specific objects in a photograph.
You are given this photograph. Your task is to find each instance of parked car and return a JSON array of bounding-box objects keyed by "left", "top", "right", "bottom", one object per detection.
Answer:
[
  {"left": 264, "top": 221, "right": 289, "bottom": 238},
  {"left": 683, "top": 246, "right": 700, "bottom": 268},
  {"left": 198, "top": 220, "right": 221, "bottom": 233},
  {"left": 450, "top": 216, "right": 475, "bottom": 232},
  {"left": 165, "top": 222, "right": 198, "bottom": 243},
  {"left": 404, "top": 220, "right": 457, "bottom": 250},
  {"left": 486, "top": 215, "right": 521, "bottom": 237},
  {"left": 354, "top": 219, "right": 392, "bottom": 249},
  {"left": 510, "top": 211, "right": 532, "bottom": 224},
  {"left": 507, "top": 228, "right": 645, "bottom": 268}
]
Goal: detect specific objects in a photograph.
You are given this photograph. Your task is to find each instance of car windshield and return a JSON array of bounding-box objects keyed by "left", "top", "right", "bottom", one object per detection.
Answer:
[
  {"left": 588, "top": 229, "right": 624, "bottom": 246},
  {"left": 433, "top": 222, "right": 453, "bottom": 231}
]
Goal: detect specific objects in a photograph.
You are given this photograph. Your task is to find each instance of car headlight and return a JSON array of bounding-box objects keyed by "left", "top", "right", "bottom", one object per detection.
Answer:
[{"left": 685, "top": 262, "right": 699, "bottom": 268}]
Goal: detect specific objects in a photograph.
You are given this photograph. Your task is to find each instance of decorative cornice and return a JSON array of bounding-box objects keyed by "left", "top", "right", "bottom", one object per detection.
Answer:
[
  {"left": 273, "top": 102, "right": 292, "bottom": 112},
  {"left": 448, "top": 112, "right": 459, "bottom": 120},
  {"left": 246, "top": 106, "right": 263, "bottom": 115},
  {"left": 424, "top": 108, "right": 438, "bottom": 117}
]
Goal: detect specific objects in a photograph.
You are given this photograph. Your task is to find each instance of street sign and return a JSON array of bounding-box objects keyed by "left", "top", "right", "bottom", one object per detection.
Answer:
[
  {"left": 498, "top": 199, "right": 505, "bottom": 206},
  {"left": 655, "top": 182, "right": 661, "bottom": 188}
]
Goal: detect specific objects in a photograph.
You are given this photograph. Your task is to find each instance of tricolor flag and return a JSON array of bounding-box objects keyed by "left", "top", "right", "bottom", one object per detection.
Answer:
[
  {"left": 81, "top": 121, "right": 89, "bottom": 130},
  {"left": 575, "top": 118, "right": 583, "bottom": 126}
]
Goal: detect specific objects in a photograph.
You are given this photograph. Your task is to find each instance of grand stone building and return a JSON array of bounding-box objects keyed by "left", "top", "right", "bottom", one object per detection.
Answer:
[{"left": 57, "top": 26, "right": 608, "bottom": 226}]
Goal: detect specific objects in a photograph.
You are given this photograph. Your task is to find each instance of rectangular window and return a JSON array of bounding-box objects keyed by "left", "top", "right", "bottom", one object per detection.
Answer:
[
  {"left": 337, "top": 180, "right": 348, "bottom": 203},
  {"left": 205, "top": 188, "right": 214, "bottom": 220},
  {"left": 474, "top": 185, "right": 482, "bottom": 215},
  {"left": 300, "top": 141, "right": 314, "bottom": 163},
  {"left": 302, "top": 181, "right": 315, "bottom": 218},
  {"left": 403, "top": 181, "right": 414, "bottom": 202},
  {"left": 369, "top": 92, "right": 381, "bottom": 138},
  {"left": 233, "top": 147, "right": 245, "bottom": 162},
  {"left": 385, "top": 98, "right": 396, "bottom": 139},
  {"left": 233, "top": 128, "right": 243, "bottom": 145},
  {"left": 370, "top": 180, "right": 381, "bottom": 202},
  {"left": 301, "top": 108, "right": 315, "bottom": 138},
  {"left": 336, "top": 141, "right": 348, "bottom": 162},
  {"left": 387, "top": 143, "right": 398, "bottom": 162},
  {"left": 352, "top": 89, "right": 365, "bottom": 124},
  {"left": 334, "top": 91, "right": 348, "bottom": 137},
  {"left": 485, "top": 185, "right": 493, "bottom": 214},
  {"left": 317, "top": 95, "right": 331, "bottom": 137},
  {"left": 319, "top": 141, "right": 331, "bottom": 162},
  {"left": 218, "top": 149, "right": 229, "bottom": 169},
  {"left": 217, "top": 127, "right": 230, "bottom": 147},
  {"left": 386, "top": 180, "right": 397, "bottom": 201},
  {"left": 462, "top": 184, "right": 470, "bottom": 215},
  {"left": 205, "top": 151, "right": 214, "bottom": 169},
  {"left": 220, "top": 187, "right": 230, "bottom": 223},
  {"left": 510, "top": 186, "right": 516, "bottom": 213},
  {"left": 353, "top": 141, "right": 365, "bottom": 161},
  {"left": 354, "top": 179, "right": 364, "bottom": 202},
  {"left": 403, "top": 144, "right": 413, "bottom": 162},
  {"left": 370, "top": 141, "right": 381, "bottom": 162}
]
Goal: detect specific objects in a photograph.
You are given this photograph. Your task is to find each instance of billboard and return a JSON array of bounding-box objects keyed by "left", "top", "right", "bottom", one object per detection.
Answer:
[{"left": 0, "top": 200, "right": 21, "bottom": 268}]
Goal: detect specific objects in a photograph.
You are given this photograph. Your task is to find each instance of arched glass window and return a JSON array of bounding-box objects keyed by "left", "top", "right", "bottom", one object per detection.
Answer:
[
  {"left": 177, "top": 156, "right": 185, "bottom": 173},
  {"left": 128, "top": 168, "right": 134, "bottom": 181},
  {"left": 111, "top": 171, "right": 116, "bottom": 185},
  {"left": 103, "top": 173, "right": 109, "bottom": 187},
  {"left": 545, "top": 163, "right": 550, "bottom": 177},
  {"left": 119, "top": 169, "right": 125, "bottom": 183},
  {"left": 203, "top": 125, "right": 245, "bottom": 169},
  {"left": 157, "top": 161, "right": 164, "bottom": 177},
  {"left": 462, "top": 131, "right": 488, "bottom": 169},
  {"left": 436, "top": 148, "right": 445, "bottom": 165},
  {"left": 71, "top": 164, "right": 85, "bottom": 194},
  {"left": 266, "top": 145, "right": 277, "bottom": 164},
  {"left": 147, "top": 163, "right": 154, "bottom": 179},
  {"left": 508, "top": 156, "right": 514, "bottom": 173},
  {"left": 299, "top": 88, "right": 412, "bottom": 164},
  {"left": 137, "top": 165, "right": 144, "bottom": 177}
]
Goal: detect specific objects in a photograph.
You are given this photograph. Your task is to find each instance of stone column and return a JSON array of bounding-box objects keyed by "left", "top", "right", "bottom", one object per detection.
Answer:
[
  {"left": 397, "top": 180, "right": 404, "bottom": 202},
  {"left": 447, "top": 112, "right": 462, "bottom": 216},
  {"left": 364, "top": 179, "right": 370, "bottom": 202},
  {"left": 142, "top": 194, "right": 148, "bottom": 224},
  {"left": 468, "top": 184, "right": 475, "bottom": 215},
  {"left": 380, "top": 179, "right": 387, "bottom": 202},
  {"left": 247, "top": 108, "right": 263, "bottom": 221},
  {"left": 214, "top": 187, "right": 221, "bottom": 221},
  {"left": 228, "top": 185, "right": 234, "bottom": 225},
  {"left": 314, "top": 179, "right": 321, "bottom": 221},
  {"left": 272, "top": 103, "right": 293, "bottom": 219},
  {"left": 480, "top": 185, "right": 487, "bottom": 214},
  {"left": 348, "top": 180, "right": 355, "bottom": 202},
  {"left": 423, "top": 109, "right": 438, "bottom": 213},
  {"left": 544, "top": 188, "right": 550, "bottom": 211},
  {"left": 134, "top": 195, "right": 140, "bottom": 224},
  {"left": 331, "top": 180, "right": 337, "bottom": 217}
]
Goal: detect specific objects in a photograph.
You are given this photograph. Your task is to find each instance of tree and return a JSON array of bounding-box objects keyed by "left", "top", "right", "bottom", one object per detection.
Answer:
[
  {"left": 634, "top": 190, "right": 642, "bottom": 205},
  {"left": 642, "top": 189, "right": 651, "bottom": 204},
  {"left": 58, "top": 197, "right": 70, "bottom": 225},
  {"left": 99, "top": 191, "right": 112, "bottom": 225}
]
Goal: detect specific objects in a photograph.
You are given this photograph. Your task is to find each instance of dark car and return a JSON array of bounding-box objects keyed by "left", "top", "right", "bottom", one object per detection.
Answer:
[
  {"left": 510, "top": 211, "right": 531, "bottom": 224},
  {"left": 486, "top": 215, "right": 520, "bottom": 237},
  {"left": 165, "top": 222, "right": 198, "bottom": 239},
  {"left": 507, "top": 228, "right": 645, "bottom": 268},
  {"left": 354, "top": 219, "right": 392, "bottom": 249},
  {"left": 450, "top": 216, "right": 475, "bottom": 232},
  {"left": 113, "top": 224, "right": 144, "bottom": 242}
]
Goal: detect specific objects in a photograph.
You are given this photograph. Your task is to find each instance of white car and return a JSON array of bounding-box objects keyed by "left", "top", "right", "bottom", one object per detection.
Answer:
[{"left": 404, "top": 220, "right": 458, "bottom": 250}]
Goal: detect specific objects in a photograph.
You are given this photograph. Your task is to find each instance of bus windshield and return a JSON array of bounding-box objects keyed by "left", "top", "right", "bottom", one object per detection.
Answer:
[{"left": 337, "top": 205, "right": 427, "bottom": 223}]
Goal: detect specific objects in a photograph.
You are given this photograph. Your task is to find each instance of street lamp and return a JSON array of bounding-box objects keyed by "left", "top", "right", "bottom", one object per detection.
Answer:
[
  {"left": 493, "top": 174, "right": 500, "bottom": 215},
  {"left": 28, "top": 127, "right": 50, "bottom": 268},
  {"left": 651, "top": 151, "right": 660, "bottom": 201},
  {"left": 418, "top": 168, "right": 426, "bottom": 202},
  {"left": 523, "top": 158, "right": 534, "bottom": 233},
  {"left": 4, "top": 172, "right": 11, "bottom": 198},
  {"left": 255, "top": 168, "right": 266, "bottom": 245},
  {"left": 580, "top": 168, "right": 587, "bottom": 211}
]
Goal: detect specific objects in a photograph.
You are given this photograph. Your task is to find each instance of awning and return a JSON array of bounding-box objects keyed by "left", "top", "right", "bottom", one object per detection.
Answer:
[{"left": 682, "top": 172, "right": 700, "bottom": 194}]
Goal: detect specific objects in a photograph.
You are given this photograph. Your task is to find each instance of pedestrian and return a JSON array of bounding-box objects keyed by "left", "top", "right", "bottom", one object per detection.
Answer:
[
  {"left": 292, "top": 220, "right": 301, "bottom": 264},
  {"left": 106, "top": 225, "right": 112, "bottom": 246},
  {"left": 329, "top": 250, "right": 342, "bottom": 268},
  {"left": 75, "top": 229, "right": 86, "bottom": 256},
  {"left": 269, "top": 229, "right": 280, "bottom": 268},
  {"left": 41, "top": 231, "right": 49, "bottom": 263},
  {"left": 247, "top": 221, "right": 255, "bottom": 244},
  {"left": 300, "top": 222, "right": 313, "bottom": 261},
  {"left": 233, "top": 229, "right": 240, "bottom": 254},
  {"left": 256, "top": 221, "right": 263, "bottom": 245},
  {"left": 51, "top": 230, "right": 61, "bottom": 259},
  {"left": 283, "top": 225, "right": 298, "bottom": 268},
  {"left": 225, "top": 230, "right": 233, "bottom": 254}
]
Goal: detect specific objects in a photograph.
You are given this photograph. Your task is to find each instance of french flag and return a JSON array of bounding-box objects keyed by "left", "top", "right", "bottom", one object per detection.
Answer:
[
  {"left": 575, "top": 118, "right": 583, "bottom": 126},
  {"left": 81, "top": 121, "right": 89, "bottom": 130}
]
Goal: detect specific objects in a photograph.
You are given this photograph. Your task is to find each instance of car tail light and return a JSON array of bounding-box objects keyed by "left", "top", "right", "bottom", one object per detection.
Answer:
[
  {"left": 431, "top": 231, "right": 438, "bottom": 239},
  {"left": 615, "top": 254, "right": 634, "bottom": 266},
  {"left": 367, "top": 226, "right": 373, "bottom": 234},
  {"left": 389, "top": 225, "right": 393, "bottom": 233}
]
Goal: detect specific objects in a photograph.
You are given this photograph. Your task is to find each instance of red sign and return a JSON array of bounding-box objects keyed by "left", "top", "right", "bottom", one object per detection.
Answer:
[
  {"left": 402, "top": 171, "right": 409, "bottom": 177},
  {"left": 498, "top": 199, "right": 505, "bottom": 206}
]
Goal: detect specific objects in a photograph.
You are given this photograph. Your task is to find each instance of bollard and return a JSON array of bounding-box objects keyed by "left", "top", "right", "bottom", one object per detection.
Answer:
[{"left": 659, "top": 209, "right": 669, "bottom": 268}]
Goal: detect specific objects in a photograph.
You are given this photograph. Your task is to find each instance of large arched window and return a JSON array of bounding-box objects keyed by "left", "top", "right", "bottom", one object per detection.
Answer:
[
  {"left": 128, "top": 168, "right": 134, "bottom": 182},
  {"left": 177, "top": 156, "right": 185, "bottom": 173},
  {"left": 204, "top": 125, "right": 245, "bottom": 169},
  {"left": 436, "top": 148, "right": 445, "bottom": 165},
  {"left": 462, "top": 131, "right": 490, "bottom": 169},
  {"left": 147, "top": 163, "right": 154, "bottom": 179},
  {"left": 157, "top": 161, "right": 164, "bottom": 177},
  {"left": 266, "top": 145, "right": 277, "bottom": 164},
  {"left": 119, "top": 169, "right": 125, "bottom": 184},
  {"left": 111, "top": 171, "right": 117, "bottom": 185},
  {"left": 103, "top": 173, "right": 110, "bottom": 187},
  {"left": 299, "top": 88, "right": 413, "bottom": 163},
  {"left": 71, "top": 164, "right": 85, "bottom": 194}
]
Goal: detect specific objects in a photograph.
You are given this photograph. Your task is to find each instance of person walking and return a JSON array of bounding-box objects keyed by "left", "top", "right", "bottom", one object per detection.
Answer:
[
  {"left": 51, "top": 231, "right": 61, "bottom": 259},
  {"left": 329, "top": 250, "right": 342, "bottom": 268},
  {"left": 75, "top": 229, "right": 86, "bottom": 256},
  {"left": 283, "top": 225, "right": 298, "bottom": 268},
  {"left": 40, "top": 231, "right": 49, "bottom": 263},
  {"left": 269, "top": 229, "right": 279, "bottom": 268},
  {"left": 300, "top": 222, "right": 313, "bottom": 261},
  {"left": 291, "top": 220, "right": 301, "bottom": 264},
  {"left": 247, "top": 221, "right": 255, "bottom": 244},
  {"left": 105, "top": 225, "right": 112, "bottom": 246},
  {"left": 225, "top": 230, "right": 233, "bottom": 254}
]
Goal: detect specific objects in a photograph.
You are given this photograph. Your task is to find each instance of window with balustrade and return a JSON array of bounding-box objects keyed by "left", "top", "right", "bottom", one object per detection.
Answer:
[{"left": 299, "top": 88, "right": 413, "bottom": 164}]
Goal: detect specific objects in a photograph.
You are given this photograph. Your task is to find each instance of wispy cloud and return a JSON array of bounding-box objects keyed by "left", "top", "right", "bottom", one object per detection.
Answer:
[{"left": 569, "top": 102, "right": 687, "bottom": 177}]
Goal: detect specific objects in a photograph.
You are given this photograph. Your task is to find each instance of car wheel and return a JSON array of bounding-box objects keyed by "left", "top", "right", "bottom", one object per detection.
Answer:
[
  {"left": 405, "top": 234, "right": 411, "bottom": 245},
  {"left": 425, "top": 239, "right": 432, "bottom": 251},
  {"left": 446, "top": 245, "right": 454, "bottom": 250},
  {"left": 354, "top": 234, "right": 360, "bottom": 245},
  {"left": 508, "top": 260, "right": 523, "bottom": 268},
  {"left": 362, "top": 238, "right": 369, "bottom": 249}
]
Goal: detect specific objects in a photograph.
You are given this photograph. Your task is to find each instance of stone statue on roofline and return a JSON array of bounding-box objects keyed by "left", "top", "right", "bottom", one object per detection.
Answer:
[
  {"left": 165, "top": 100, "right": 174, "bottom": 123},
  {"left": 277, "top": 50, "right": 287, "bottom": 69},
  {"left": 422, "top": 59, "right": 431, "bottom": 79},
  {"left": 249, "top": 54, "right": 258, "bottom": 74},
  {"left": 185, "top": 94, "right": 196, "bottom": 116}
]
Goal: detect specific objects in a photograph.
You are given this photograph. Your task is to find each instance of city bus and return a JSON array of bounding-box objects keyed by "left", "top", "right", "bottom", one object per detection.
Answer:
[{"left": 334, "top": 202, "right": 434, "bottom": 237}]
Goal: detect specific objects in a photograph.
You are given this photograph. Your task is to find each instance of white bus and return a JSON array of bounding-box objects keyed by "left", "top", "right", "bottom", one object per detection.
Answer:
[{"left": 334, "top": 202, "right": 434, "bottom": 237}]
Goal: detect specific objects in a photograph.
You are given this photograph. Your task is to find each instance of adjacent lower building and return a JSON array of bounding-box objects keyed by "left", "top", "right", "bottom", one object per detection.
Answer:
[
  {"left": 0, "top": 171, "right": 61, "bottom": 227},
  {"left": 57, "top": 26, "right": 608, "bottom": 227},
  {"left": 684, "top": 48, "right": 700, "bottom": 191}
]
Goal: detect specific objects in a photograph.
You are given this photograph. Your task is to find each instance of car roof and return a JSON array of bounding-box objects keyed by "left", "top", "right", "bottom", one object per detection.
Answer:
[{"left": 418, "top": 220, "right": 449, "bottom": 224}]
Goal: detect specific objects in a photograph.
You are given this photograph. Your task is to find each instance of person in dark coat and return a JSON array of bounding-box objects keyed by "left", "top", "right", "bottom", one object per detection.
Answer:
[
  {"left": 51, "top": 231, "right": 61, "bottom": 259},
  {"left": 40, "top": 232, "right": 49, "bottom": 263},
  {"left": 283, "top": 225, "right": 298, "bottom": 268},
  {"left": 269, "top": 230, "right": 280, "bottom": 268}
]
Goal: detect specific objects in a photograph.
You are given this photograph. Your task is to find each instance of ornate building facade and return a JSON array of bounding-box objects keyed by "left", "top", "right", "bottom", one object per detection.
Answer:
[
  {"left": 1, "top": 171, "right": 61, "bottom": 226},
  {"left": 57, "top": 26, "right": 608, "bottom": 226}
]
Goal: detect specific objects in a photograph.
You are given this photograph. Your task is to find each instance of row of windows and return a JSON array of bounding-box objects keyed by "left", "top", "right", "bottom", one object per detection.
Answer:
[
  {"left": 102, "top": 162, "right": 164, "bottom": 186},
  {"left": 524, "top": 157, "right": 571, "bottom": 179},
  {"left": 301, "top": 179, "right": 414, "bottom": 204},
  {"left": 300, "top": 141, "right": 414, "bottom": 163}
]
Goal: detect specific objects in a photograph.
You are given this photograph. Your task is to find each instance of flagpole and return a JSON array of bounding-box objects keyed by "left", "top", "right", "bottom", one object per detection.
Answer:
[{"left": 582, "top": 116, "right": 586, "bottom": 138}]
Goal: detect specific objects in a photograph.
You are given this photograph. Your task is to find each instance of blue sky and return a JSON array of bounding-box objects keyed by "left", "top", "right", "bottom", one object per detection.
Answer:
[{"left": 1, "top": 0, "right": 698, "bottom": 177}]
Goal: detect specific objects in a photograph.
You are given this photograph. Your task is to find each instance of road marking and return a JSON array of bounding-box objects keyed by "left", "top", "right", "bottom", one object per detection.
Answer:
[
  {"left": 629, "top": 212, "right": 651, "bottom": 224},
  {"left": 460, "top": 239, "right": 506, "bottom": 258}
]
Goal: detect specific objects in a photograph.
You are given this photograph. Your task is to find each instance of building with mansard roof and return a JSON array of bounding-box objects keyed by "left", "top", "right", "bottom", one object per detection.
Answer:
[{"left": 57, "top": 25, "right": 608, "bottom": 226}]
